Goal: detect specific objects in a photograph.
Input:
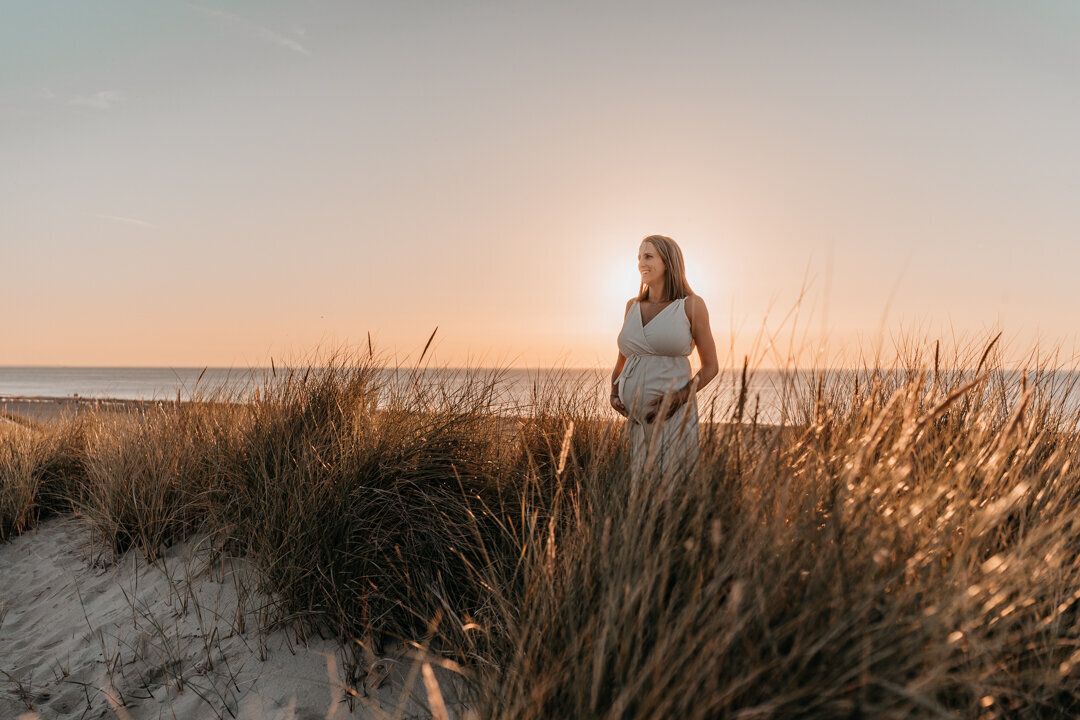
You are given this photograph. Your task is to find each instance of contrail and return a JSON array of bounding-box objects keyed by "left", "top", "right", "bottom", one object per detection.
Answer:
[
  {"left": 187, "top": 3, "right": 311, "bottom": 55},
  {"left": 97, "top": 214, "right": 156, "bottom": 228}
]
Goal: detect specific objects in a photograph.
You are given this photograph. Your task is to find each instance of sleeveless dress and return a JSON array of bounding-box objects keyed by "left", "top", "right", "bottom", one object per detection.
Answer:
[{"left": 615, "top": 297, "right": 700, "bottom": 477}]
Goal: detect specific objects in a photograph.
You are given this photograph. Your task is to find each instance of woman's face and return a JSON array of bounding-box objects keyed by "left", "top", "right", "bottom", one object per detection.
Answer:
[{"left": 638, "top": 241, "right": 666, "bottom": 288}]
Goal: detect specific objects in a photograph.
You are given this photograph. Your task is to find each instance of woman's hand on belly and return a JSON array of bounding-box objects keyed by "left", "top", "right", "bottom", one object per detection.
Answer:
[{"left": 645, "top": 385, "right": 690, "bottom": 423}]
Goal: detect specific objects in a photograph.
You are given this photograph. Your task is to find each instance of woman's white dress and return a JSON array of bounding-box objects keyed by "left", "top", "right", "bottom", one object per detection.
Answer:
[{"left": 615, "top": 297, "right": 700, "bottom": 476}]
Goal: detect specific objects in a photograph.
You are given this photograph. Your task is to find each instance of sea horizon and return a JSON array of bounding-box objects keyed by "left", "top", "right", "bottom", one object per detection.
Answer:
[{"left": 5, "top": 365, "right": 1079, "bottom": 428}]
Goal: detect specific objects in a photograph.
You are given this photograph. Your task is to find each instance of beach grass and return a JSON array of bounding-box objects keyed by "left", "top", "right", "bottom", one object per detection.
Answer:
[{"left": 3, "top": 343, "right": 1080, "bottom": 717}]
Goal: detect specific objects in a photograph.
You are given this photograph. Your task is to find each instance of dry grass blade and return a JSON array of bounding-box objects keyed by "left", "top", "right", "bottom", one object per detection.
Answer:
[
  {"left": 975, "top": 331, "right": 1003, "bottom": 378},
  {"left": 419, "top": 326, "right": 439, "bottom": 366},
  {"left": 555, "top": 421, "right": 574, "bottom": 477},
  {"left": 421, "top": 663, "right": 450, "bottom": 720}
]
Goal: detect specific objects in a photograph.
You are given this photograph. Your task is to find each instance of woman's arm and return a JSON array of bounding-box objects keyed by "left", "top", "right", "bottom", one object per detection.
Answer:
[
  {"left": 610, "top": 299, "right": 635, "bottom": 417},
  {"left": 687, "top": 294, "right": 719, "bottom": 392},
  {"left": 610, "top": 351, "right": 628, "bottom": 417},
  {"left": 611, "top": 351, "right": 627, "bottom": 387}
]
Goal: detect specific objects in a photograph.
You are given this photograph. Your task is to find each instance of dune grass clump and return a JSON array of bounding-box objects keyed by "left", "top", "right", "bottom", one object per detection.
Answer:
[
  {"left": 0, "top": 421, "right": 46, "bottom": 542},
  {"left": 216, "top": 360, "right": 517, "bottom": 649},
  {"left": 76, "top": 401, "right": 241, "bottom": 562},
  {"left": 0, "top": 415, "right": 87, "bottom": 541}
]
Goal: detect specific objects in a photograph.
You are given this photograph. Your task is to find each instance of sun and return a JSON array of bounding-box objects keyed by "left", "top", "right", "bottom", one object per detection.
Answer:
[{"left": 566, "top": 241, "right": 639, "bottom": 347}]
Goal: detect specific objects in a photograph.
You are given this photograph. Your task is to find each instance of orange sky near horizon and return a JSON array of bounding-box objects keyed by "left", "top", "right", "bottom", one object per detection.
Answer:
[{"left": 5, "top": 2, "right": 1080, "bottom": 371}]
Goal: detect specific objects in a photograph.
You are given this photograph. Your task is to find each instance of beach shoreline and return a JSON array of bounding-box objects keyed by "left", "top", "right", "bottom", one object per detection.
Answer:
[{"left": 1, "top": 396, "right": 173, "bottom": 425}]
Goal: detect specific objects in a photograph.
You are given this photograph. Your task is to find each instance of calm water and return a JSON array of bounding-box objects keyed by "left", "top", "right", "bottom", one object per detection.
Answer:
[
  {"left": 0, "top": 367, "right": 267, "bottom": 401},
  {"left": 3, "top": 366, "right": 1078, "bottom": 425},
  {"left": 0, "top": 366, "right": 782, "bottom": 420}
]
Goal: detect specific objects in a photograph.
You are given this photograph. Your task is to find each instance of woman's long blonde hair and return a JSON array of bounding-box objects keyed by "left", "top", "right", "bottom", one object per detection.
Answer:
[{"left": 637, "top": 234, "right": 693, "bottom": 302}]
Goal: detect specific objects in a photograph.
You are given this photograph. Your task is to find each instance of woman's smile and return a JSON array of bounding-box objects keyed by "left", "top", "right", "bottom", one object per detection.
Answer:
[{"left": 638, "top": 241, "right": 666, "bottom": 283}]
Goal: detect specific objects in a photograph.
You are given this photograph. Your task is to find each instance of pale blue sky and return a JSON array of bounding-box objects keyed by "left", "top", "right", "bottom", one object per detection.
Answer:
[{"left": 3, "top": 1, "right": 1079, "bottom": 367}]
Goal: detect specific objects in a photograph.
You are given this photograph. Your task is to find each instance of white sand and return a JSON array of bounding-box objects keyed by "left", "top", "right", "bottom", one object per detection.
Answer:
[{"left": 0, "top": 517, "right": 470, "bottom": 719}]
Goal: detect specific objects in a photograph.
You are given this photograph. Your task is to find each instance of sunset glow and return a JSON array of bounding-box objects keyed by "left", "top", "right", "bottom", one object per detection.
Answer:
[{"left": 4, "top": 2, "right": 1080, "bottom": 369}]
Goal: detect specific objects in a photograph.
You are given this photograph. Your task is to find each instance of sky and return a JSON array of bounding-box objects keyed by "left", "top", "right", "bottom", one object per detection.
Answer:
[{"left": 3, "top": 0, "right": 1080, "bottom": 370}]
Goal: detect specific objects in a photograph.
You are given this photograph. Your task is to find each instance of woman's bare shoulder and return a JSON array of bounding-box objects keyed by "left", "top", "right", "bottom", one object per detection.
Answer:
[
  {"left": 683, "top": 294, "right": 708, "bottom": 320},
  {"left": 624, "top": 297, "right": 637, "bottom": 314}
]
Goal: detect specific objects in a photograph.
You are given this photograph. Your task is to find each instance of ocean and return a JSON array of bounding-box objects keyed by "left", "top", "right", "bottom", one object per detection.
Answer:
[
  {"left": 0, "top": 365, "right": 785, "bottom": 421},
  {"left": 2, "top": 366, "right": 1074, "bottom": 426}
]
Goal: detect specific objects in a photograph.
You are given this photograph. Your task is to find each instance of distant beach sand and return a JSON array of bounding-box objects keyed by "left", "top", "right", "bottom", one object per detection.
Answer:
[{"left": 0, "top": 397, "right": 163, "bottom": 425}]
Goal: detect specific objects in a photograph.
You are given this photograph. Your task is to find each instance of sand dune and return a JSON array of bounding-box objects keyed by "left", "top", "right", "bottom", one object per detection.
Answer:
[{"left": 0, "top": 517, "right": 467, "bottom": 719}]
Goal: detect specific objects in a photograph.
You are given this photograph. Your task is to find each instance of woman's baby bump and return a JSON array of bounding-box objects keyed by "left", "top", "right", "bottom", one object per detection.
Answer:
[{"left": 618, "top": 355, "right": 691, "bottom": 425}]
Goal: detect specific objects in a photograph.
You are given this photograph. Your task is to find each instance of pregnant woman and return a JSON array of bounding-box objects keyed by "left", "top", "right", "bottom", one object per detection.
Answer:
[{"left": 610, "top": 235, "right": 718, "bottom": 477}]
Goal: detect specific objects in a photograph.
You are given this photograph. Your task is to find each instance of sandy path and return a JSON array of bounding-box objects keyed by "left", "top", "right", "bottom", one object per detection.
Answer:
[{"left": 0, "top": 517, "right": 468, "bottom": 719}]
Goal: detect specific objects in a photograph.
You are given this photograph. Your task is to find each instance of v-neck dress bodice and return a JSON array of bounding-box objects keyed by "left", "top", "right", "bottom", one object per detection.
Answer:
[{"left": 615, "top": 297, "right": 700, "bottom": 475}]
